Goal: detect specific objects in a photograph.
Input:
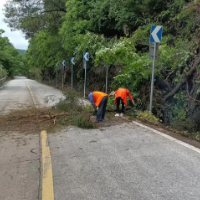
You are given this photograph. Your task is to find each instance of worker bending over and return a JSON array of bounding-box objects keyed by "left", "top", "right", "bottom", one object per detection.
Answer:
[
  {"left": 113, "top": 88, "right": 135, "bottom": 116},
  {"left": 88, "top": 91, "right": 108, "bottom": 122}
]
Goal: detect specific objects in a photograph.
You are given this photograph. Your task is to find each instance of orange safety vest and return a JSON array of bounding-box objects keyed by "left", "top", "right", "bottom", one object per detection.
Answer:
[
  {"left": 93, "top": 91, "right": 108, "bottom": 107},
  {"left": 114, "top": 88, "right": 133, "bottom": 106}
]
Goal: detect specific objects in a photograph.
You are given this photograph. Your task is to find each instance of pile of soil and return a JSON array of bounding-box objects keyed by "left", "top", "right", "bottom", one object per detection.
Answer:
[
  {"left": 0, "top": 108, "right": 131, "bottom": 134},
  {"left": 0, "top": 108, "right": 56, "bottom": 133}
]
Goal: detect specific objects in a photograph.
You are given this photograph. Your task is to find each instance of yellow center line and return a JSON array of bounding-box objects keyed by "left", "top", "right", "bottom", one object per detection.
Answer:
[
  {"left": 41, "top": 130, "right": 54, "bottom": 200},
  {"left": 26, "top": 84, "right": 39, "bottom": 108},
  {"left": 27, "top": 84, "right": 54, "bottom": 200}
]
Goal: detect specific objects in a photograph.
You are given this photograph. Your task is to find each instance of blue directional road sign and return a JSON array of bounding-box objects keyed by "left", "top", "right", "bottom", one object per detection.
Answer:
[
  {"left": 150, "top": 25, "right": 163, "bottom": 43},
  {"left": 70, "top": 57, "right": 75, "bottom": 65},
  {"left": 62, "top": 60, "right": 66, "bottom": 66},
  {"left": 62, "top": 60, "right": 66, "bottom": 72},
  {"left": 83, "top": 52, "right": 89, "bottom": 62}
]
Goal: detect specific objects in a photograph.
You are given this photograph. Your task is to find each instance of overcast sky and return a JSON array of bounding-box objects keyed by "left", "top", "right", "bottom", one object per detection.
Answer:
[{"left": 0, "top": 0, "right": 28, "bottom": 50}]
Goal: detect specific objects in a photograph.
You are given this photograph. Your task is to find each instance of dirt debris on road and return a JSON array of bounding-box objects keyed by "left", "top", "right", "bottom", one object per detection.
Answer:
[
  {"left": 0, "top": 108, "right": 68, "bottom": 133},
  {"left": 1, "top": 105, "right": 200, "bottom": 151},
  {"left": 0, "top": 106, "right": 131, "bottom": 134}
]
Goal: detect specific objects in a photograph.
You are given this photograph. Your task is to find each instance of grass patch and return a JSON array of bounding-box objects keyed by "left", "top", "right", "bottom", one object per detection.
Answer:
[
  {"left": 75, "top": 115, "right": 97, "bottom": 129},
  {"left": 53, "top": 89, "right": 83, "bottom": 113},
  {"left": 51, "top": 89, "right": 96, "bottom": 129},
  {"left": 106, "top": 96, "right": 116, "bottom": 111},
  {"left": 136, "top": 111, "right": 161, "bottom": 125}
]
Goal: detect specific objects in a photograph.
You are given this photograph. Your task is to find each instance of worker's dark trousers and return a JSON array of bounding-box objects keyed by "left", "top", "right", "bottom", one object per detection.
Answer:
[
  {"left": 116, "top": 97, "right": 125, "bottom": 113},
  {"left": 96, "top": 96, "right": 108, "bottom": 121}
]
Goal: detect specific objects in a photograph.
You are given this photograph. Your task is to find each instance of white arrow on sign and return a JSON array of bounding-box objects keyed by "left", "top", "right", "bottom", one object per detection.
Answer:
[
  {"left": 62, "top": 60, "right": 66, "bottom": 66},
  {"left": 71, "top": 57, "right": 75, "bottom": 65},
  {"left": 151, "top": 26, "right": 162, "bottom": 43},
  {"left": 83, "top": 52, "right": 89, "bottom": 61}
]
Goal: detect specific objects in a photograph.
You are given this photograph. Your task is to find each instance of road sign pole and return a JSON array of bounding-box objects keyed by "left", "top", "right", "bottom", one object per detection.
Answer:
[
  {"left": 56, "top": 69, "right": 58, "bottom": 88},
  {"left": 150, "top": 43, "right": 157, "bottom": 112},
  {"left": 149, "top": 25, "right": 163, "bottom": 112},
  {"left": 71, "top": 64, "right": 73, "bottom": 89},
  {"left": 70, "top": 57, "right": 75, "bottom": 89},
  {"left": 84, "top": 61, "right": 87, "bottom": 98},
  {"left": 105, "top": 65, "right": 109, "bottom": 93},
  {"left": 62, "top": 72, "right": 64, "bottom": 90},
  {"left": 83, "top": 52, "right": 89, "bottom": 98},
  {"left": 62, "top": 60, "right": 66, "bottom": 89}
]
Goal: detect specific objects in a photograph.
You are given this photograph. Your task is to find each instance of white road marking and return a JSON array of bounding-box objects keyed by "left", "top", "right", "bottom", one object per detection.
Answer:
[{"left": 133, "top": 121, "right": 200, "bottom": 154}]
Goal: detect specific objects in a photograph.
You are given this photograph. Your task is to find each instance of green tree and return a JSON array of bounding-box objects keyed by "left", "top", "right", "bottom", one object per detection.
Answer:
[
  {"left": 4, "top": 0, "right": 67, "bottom": 38},
  {"left": 0, "top": 29, "right": 25, "bottom": 77},
  {"left": 26, "top": 30, "right": 66, "bottom": 80}
]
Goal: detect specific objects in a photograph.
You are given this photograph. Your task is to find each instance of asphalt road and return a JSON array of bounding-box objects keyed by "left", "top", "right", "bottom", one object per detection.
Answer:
[
  {"left": 0, "top": 132, "right": 40, "bottom": 200},
  {"left": 0, "top": 76, "right": 64, "bottom": 114},
  {"left": 0, "top": 77, "right": 64, "bottom": 200},
  {"left": 1, "top": 77, "right": 200, "bottom": 200},
  {"left": 48, "top": 124, "right": 200, "bottom": 200}
]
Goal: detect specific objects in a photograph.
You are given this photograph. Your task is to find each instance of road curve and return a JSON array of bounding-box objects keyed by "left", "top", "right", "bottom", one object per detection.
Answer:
[
  {"left": 48, "top": 123, "right": 200, "bottom": 200},
  {"left": 0, "top": 76, "right": 64, "bottom": 114}
]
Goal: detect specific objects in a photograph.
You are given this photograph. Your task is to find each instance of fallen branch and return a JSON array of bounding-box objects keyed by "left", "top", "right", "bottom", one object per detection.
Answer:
[
  {"left": 38, "top": 112, "right": 68, "bottom": 119},
  {"left": 163, "top": 54, "right": 200, "bottom": 102},
  {"left": 37, "top": 112, "right": 68, "bottom": 124}
]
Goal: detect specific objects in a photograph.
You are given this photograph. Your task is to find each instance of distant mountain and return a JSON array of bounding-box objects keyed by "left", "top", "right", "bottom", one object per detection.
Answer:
[{"left": 17, "top": 49, "right": 26, "bottom": 54}]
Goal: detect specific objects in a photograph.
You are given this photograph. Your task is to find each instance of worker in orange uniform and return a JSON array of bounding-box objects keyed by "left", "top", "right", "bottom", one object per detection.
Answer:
[
  {"left": 113, "top": 88, "right": 135, "bottom": 116},
  {"left": 88, "top": 91, "right": 109, "bottom": 122}
]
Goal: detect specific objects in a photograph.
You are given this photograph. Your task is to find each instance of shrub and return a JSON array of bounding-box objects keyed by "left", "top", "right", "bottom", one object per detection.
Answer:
[
  {"left": 136, "top": 111, "right": 161, "bottom": 124},
  {"left": 84, "top": 104, "right": 94, "bottom": 112},
  {"left": 53, "top": 89, "right": 83, "bottom": 113},
  {"left": 75, "top": 115, "right": 96, "bottom": 129},
  {"left": 171, "top": 118, "right": 196, "bottom": 132},
  {"left": 106, "top": 96, "right": 116, "bottom": 111}
]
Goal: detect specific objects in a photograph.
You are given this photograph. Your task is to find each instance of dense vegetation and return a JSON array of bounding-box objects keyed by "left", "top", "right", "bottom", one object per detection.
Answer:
[
  {"left": 17, "top": 49, "right": 26, "bottom": 54},
  {"left": 0, "top": 30, "right": 26, "bottom": 78},
  {"left": 3, "top": 0, "right": 200, "bottom": 132}
]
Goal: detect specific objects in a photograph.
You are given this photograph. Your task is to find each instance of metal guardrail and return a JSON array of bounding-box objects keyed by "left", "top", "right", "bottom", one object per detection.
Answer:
[{"left": 0, "top": 77, "right": 6, "bottom": 87}]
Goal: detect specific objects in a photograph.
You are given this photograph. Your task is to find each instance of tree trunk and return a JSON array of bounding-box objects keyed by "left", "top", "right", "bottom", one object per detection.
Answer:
[{"left": 163, "top": 54, "right": 200, "bottom": 102}]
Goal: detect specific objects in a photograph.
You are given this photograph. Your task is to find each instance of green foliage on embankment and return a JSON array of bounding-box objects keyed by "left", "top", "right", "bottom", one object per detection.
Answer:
[{"left": 3, "top": 0, "right": 200, "bottom": 132}]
